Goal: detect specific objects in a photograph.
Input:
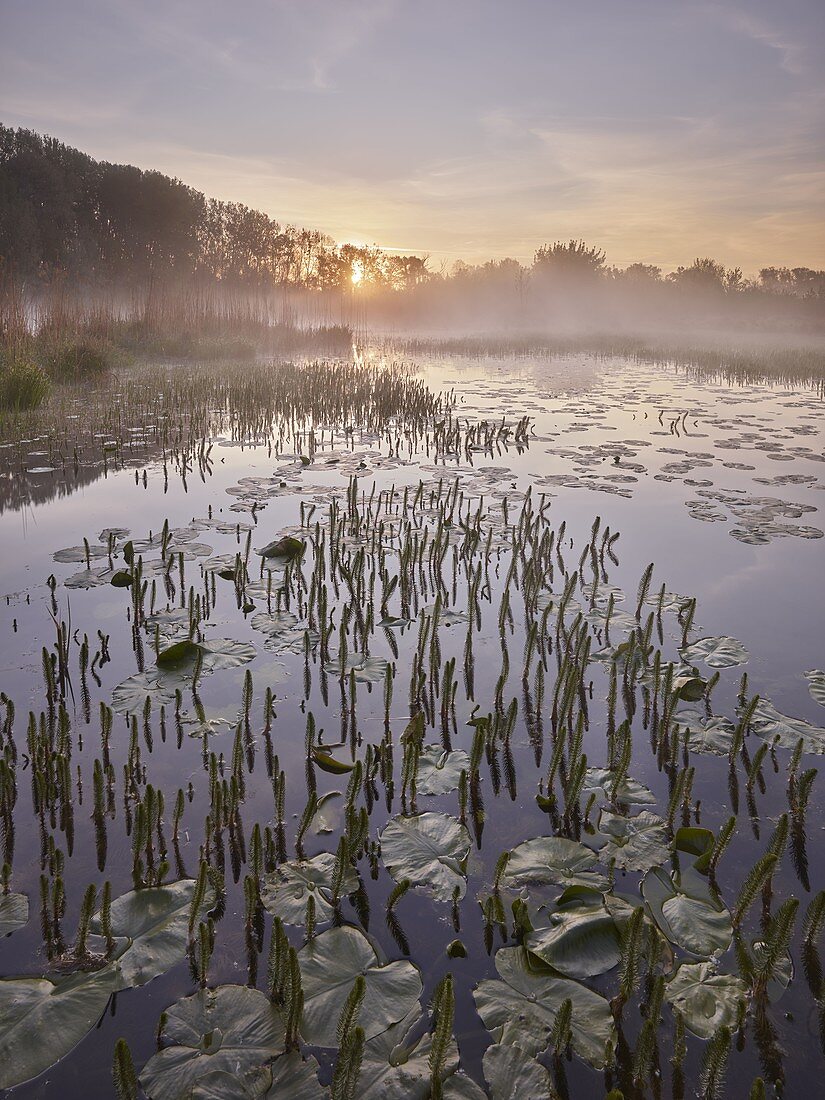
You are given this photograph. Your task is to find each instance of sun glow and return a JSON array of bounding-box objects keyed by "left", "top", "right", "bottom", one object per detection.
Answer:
[{"left": 351, "top": 259, "right": 364, "bottom": 285}]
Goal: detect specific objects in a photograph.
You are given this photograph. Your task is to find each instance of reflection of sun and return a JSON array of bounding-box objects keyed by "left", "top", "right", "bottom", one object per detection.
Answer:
[{"left": 351, "top": 259, "right": 364, "bottom": 286}]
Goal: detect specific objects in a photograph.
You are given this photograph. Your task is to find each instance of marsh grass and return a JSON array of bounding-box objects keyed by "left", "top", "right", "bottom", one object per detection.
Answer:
[{"left": 390, "top": 332, "right": 825, "bottom": 392}]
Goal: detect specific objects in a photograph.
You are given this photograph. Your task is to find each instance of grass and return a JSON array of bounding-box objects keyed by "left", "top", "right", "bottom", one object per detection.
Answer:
[
  {"left": 389, "top": 331, "right": 825, "bottom": 393},
  {"left": 0, "top": 353, "right": 50, "bottom": 411}
]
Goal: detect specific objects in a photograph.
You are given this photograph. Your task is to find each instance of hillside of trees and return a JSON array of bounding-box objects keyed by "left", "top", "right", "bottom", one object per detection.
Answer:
[{"left": 1, "top": 123, "right": 823, "bottom": 335}]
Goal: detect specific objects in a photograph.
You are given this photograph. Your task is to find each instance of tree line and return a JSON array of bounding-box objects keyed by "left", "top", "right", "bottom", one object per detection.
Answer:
[{"left": 1, "top": 123, "right": 822, "bottom": 307}]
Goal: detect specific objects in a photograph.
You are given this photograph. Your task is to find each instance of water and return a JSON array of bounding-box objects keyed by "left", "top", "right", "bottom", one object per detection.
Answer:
[{"left": 0, "top": 349, "right": 822, "bottom": 1098}]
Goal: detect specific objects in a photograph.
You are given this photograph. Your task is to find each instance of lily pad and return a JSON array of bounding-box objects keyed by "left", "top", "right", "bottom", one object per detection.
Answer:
[
  {"left": 473, "top": 945, "right": 614, "bottom": 1069},
  {"left": 525, "top": 890, "right": 626, "bottom": 979},
  {"left": 265, "top": 1052, "right": 327, "bottom": 1099},
  {"left": 416, "top": 745, "right": 471, "bottom": 796},
  {"left": 681, "top": 715, "right": 736, "bottom": 756},
  {"left": 483, "top": 1043, "right": 553, "bottom": 1100},
  {"left": 750, "top": 698, "right": 825, "bottom": 753},
  {"left": 583, "top": 767, "right": 656, "bottom": 806},
  {"left": 0, "top": 892, "right": 28, "bottom": 936},
  {"left": 298, "top": 925, "right": 422, "bottom": 1047},
  {"left": 594, "top": 810, "right": 670, "bottom": 871},
  {"left": 0, "top": 966, "right": 119, "bottom": 1088},
  {"left": 380, "top": 813, "right": 471, "bottom": 902},
  {"left": 804, "top": 670, "right": 825, "bottom": 709},
  {"left": 503, "top": 836, "right": 608, "bottom": 892},
  {"left": 681, "top": 636, "right": 749, "bottom": 669},
  {"left": 157, "top": 639, "right": 201, "bottom": 668},
  {"left": 323, "top": 652, "right": 389, "bottom": 683},
  {"left": 92, "top": 879, "right": 215, "bottom": 990},
  {"left": 140, "top": 985, "right": 286, "bottom": 1100},
  {"left": 642, "top": 866, "right": 731, "bottom": 957},
  {"left": 261, "top": 853, "right": 358, "bottom": 925},
  {"left": 257, "top": 535, "right": 304, "bottom": 560},
  {"left": 358, "top": 1007, "right": 459, "bottom": 1099},
  {"left": 664, "top": 961, "right": 747, "bottom": 1039}
]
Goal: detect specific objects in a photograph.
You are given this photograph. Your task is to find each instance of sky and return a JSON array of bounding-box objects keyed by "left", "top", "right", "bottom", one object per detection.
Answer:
[{"left": 1, "top": 0, "right": 824, "bottom": 273}]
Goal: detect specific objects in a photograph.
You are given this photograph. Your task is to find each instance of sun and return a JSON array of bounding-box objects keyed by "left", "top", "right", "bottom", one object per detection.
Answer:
[{"left": 351, "top": 259, "right": 364, "bottom": 286}]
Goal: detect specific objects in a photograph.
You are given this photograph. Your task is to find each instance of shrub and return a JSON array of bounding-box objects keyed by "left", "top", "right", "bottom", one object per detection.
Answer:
[
  {"left": 46, "top": 339, "right": 113, "bottom": 379},
  {"left": 0, "top": 357, "right": 50, "bottom": 410}
]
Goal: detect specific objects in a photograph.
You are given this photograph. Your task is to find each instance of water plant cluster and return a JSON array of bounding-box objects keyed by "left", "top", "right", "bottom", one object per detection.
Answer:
[{"left": 0, "top": 354, "right": 823, "bottom": 1100}]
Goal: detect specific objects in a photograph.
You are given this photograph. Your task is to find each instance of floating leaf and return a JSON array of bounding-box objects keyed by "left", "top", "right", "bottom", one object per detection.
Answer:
[
  {"left": 681, "top": 715, "right": 736, "bottom": 756},
  {"left": 642, "top": 866, "right": 731, "bottom": 957},
  {"left": 265, "top": 1052, "right": 327, "bottom": 1099},
  {"left": 156, "top": 639, "right": 201, "bottom": 668},
  {"left": 0, "top": 966, "right": 119, "bottom": 1088},
  {"left": 805, "top": 670, "right": 825, "bottom": 709},
  {"left": 309, "top": 791, "right": 342, "bottom": 835},
  {"left": 257, "top": 535, "right": 304, "bottom": 560},
  {"left": 750, "top": 698, "right": 825, "bottom": 753},
  {"left": 416, "top": 745, "right": 471, "bottom": 796},
  {"left": 442, "top": 1074, "right": 488, "bottom": 1099},
  {"left": 473, "top": 945, "right": 614, "bottom": 1069},
  {"left": 583, "top": 767, "right": 656, "bottom": 805},
  {"left": 140, "top": 985, "right": 286, "bottom": 1100},
  {"left": 380, "top": 813, "right": 471, "bottom": 902},
  {"left": 594, "top": 810, "right": 670, "bottom": 871},
  {"left": 681, "top": 636, "right": 749, "bottom": 669},
  {"left": 92, "top": 879, "right": 215, "bottom": 990},
  {"left": 323, "top": 651, "right": 389, "bottom": 683},
  {"left": 503, "top": 836, "right": 608, "bottom": 892},
  {"left": 672, "top": 674, "right": 707, "bottom": 702},
  {"left": 311, "top": 747, "right": 355, "bottom": 775},
  {"left": 483, "top": 1043, "right": 553, "bottom": 1100},
  {"left": 0, "top": 892, "right": 28, "bottom": 936},
  {"left": 198, "top": 638, "right": 257, "bottom": 673},
  {"left": 525, "top": 889, "right": 626, "bottom": 979},
  {"left": 298, "top": 925, "right": 422, "bottom": 1047},
  {"left": 261, "top": 853, "right": 358, "bottom": 925},
  {"left": 664, "top": 961, "right": 747, "bottom": 1039},
  {"left": 358, "top": 1007, "right": 459, "bottom": 1100}
]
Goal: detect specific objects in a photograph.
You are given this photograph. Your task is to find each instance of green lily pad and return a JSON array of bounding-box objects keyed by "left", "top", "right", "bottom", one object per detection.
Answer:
[
  {"left": 380, "top": 813, "right": 471, "bottom": 902},
  {"left": 664, "top": 961, "right": 747, "bottom": 1039},
  {"left": 642, "top": 866, "right": 731, "bottom": 957},
  {"left": 594, "top": 810, "right": 670, "bottom": 871},
  {"left": 140, "top": 985, "right": 286, "bottom": 1100},
  {"left": 473, "top": 945, "right": 615, "bottom": 1069},
  {"left": 416, "top": 745, "right": 470, "bottom": 796},
  {"left": 0, "top": 966, "right": 119, "bottom": 1088},
  {"left": 157, "top": 639, "right": 201, "bottom": 668},
  {"left": 750, "top": 698, "right": 825, "bottom": 753},
  {"left": 92, "top": 879, "right": 215, "bottom": 990},
  {"left": 261, "top": 853, "right": 358, "bottom": 925},
  {"left": 483, "top": 1043, "right": 553, "bottom": 1100},
  {"left": 0, "top": 892, "right": 28, "bottom": 936},
  {"left": 503, "top": 836, "right": 608, "bottom": 892},
  {"left": 681, "top": 636, "right": 749, "bottom": 669},
  {"left": 257, "top": 535, "right": 304, "bottom": 560},
  {"left": 298, "top": 925, "right": 422, "bottom": 1047},
  {"left": 311, "top": 747, "right": 355, "bottom": 774}
]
